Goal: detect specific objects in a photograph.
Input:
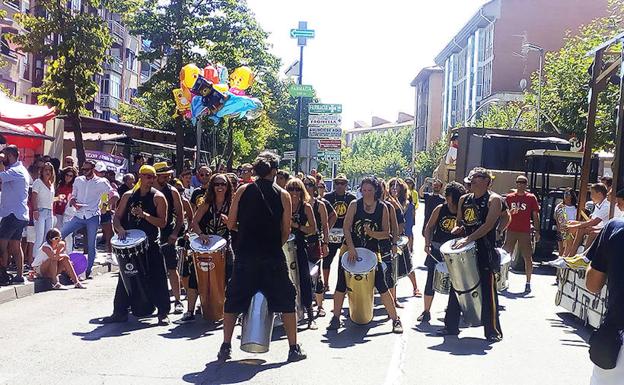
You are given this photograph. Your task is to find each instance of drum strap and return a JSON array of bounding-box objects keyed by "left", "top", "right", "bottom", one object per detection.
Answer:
[
  {"left": 454, "top": 280, "right": 481, "bottom": 296},
  {"left": 253, "top": 182, "right": 274, "bottom": 218}
]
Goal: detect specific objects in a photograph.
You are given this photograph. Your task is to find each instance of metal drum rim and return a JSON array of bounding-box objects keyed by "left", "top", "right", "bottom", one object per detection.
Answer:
[
  {"left": 340, "top": 247, "right": 377, "bottom": 274},
  {"left": 111, "top": 229, "right": 148, "bottom": 249},
  {"left": 440, "top": 239, "right": 476, "bottom": 255}
]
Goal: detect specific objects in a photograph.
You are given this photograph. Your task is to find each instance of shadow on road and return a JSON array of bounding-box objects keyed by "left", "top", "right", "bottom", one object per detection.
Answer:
[
  {"left": 546, "top": 312, "right": 591, "bottom": 346},
  {"left": 320, "top": 307, "right": 393, "bottom": 349},
  {"left": 500, "top": 290, "right": 535, "bottom": 300},
  {"left": 158, "top": 321, "right": 217, "bottom": 340},
  {"left": 427, "top": 336, "right": 494, "bottom": 356},
  {"left": 72, "top": 317, "right": 154, "bottom": 341},
  {"left": 182, "top": 358, "right": 287, "bottom": 384}
]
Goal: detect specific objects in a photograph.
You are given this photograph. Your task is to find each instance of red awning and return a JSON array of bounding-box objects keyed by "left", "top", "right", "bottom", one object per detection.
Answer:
[
  {"left": 0, "top": 93, "right": 56, "bottom": 126},
  {"left": 0, "top": 120, "right": 54, "bottom": 140}
]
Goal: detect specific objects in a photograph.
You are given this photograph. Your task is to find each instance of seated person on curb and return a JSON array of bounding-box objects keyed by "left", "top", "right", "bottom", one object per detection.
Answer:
[
  {"left": 564, "top": 183, "right": 610, "bottom": 257},
  {"left": 32, "top": 228, "right": 85, "bottom": 289}
]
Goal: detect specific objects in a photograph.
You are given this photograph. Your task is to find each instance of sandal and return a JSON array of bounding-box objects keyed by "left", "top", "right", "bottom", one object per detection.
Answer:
[
  {"left": 74, "top": 283, "right": 87, "bottom": 289},
  {"left": 52, "top": 283, "right": 63, "bottom": 290},
  {"left": 413, "top": 288, "right": 423, "bottom": 298}
]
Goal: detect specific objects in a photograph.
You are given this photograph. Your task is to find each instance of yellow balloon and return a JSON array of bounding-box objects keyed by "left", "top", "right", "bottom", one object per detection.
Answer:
[
  {"left": 180, "top": 64, "right": 201, "bottom": 89},
  {"left": 213, "top": 83, "right": 229, "bottom": 94},
  {"left": 229, "top": 66, "right": 255, "bottom": 91},
  {"left": 172, "top": 88, "right": 190, "bottom": 112}
]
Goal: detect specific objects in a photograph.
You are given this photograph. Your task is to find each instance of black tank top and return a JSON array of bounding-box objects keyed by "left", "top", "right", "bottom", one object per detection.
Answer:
[
  {"left": 292, "top": 202, "right": 308, "bottom": 249},
  {"left": 351, "top": 198, "right": 384, "bottom": 252},
  {"left": 236, "top": 179, "right": 284, "bottom": 260},
  {"left": 461, "top": 192, "right": 498, "bottom": 250},
  {"left": 122, "top": 188, "right": 160, "bottom": 242},
  {"left": 159, "top": 184, "right": 176, "bottom": 239},
  {"left": 325, "top": 192, "right": 356, "bottom": 229},
  {"left": 378, "top": 200, "right": 394, "bottom": 255},
  {"left": 432, "top": 203, "right": 457, "bottom": 244},
  {"left": 198, "top": 201, "right": 230, "bottom": 239}
]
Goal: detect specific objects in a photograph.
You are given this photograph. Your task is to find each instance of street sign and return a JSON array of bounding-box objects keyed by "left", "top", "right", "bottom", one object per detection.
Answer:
[
  {"left": 308, "top": 126, "right": 342, "bottom": 138},
  {"left": 290, "top": 28, "right": 315, "bottom": 38},
  {"left": 288, "top": 84, "right": 314, "bottom": 98},
  {"left": 283, "top": 150, "right": 296, "bottom": 161},
  {"left": 318, "top": 139, "right": 342, "bottom": 150},
  {"left": 285, "top": 60, "right": 300, "bottom": 77},
  {"left": 308, "top": 114, "right": 342, "bottom": 127},
  {"left": 319, "top": 150, "right": 341, "bottom": 162},
  {"left": 308, "top": 103, "right": 342, "bottom": 114}
]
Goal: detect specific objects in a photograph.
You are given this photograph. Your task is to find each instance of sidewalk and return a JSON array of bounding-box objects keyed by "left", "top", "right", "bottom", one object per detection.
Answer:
[{"left": 0, "top": 252, "right": 117, "bottom": 305}]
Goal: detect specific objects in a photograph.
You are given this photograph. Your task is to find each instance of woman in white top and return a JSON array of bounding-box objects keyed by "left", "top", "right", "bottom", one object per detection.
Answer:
[
  {"left": 554, "top": 188, "right": 578, "bottom": 257},
  {"left": 32, "top": 162, "right": 56, "bottom": 249},
  {"left": 32, "top": 228, "right": 85, "bottom": 289}
]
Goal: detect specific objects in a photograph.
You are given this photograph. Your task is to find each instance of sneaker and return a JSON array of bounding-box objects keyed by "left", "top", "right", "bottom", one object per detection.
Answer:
[
  {"left": 317, "top": 307, "right": 326, "bottom": 317},
  {"left": 102, "top": 313, "right": 128, "bottom": 323},
  {"left": 217, "top": 343, "right": 232, "bottom": 361},
  {"left": 392, "top": 318, "right": 403, "bottom": 334},
  {"left": 158, "top": 315, "right": 170, "bottom": 326},
  {"left": 487, "top": 334, "right": 503, "bottom": 343},
  {"left": 417, "top": 311, "right": 431, "bottom": 323},
  {"left": 12, "top": 276, "right": 24, "bottom": 284},
  {"left": 177, "top": 312, "right": 195, "bottom": 324},
  {"left": 525, "top": 283, "right": 532, "bottom": 293},
  {"left": 173, "top": 301, "right": 184, "bottom": 314},
  {"left": 287, "top": 344, "right": 307, "bottom": 362},
  {"left": 326, "top": 316, "right": 342, "bottom": 330},
  {"left": 435, "top": 328, "right": 460, "bottom": 336}
]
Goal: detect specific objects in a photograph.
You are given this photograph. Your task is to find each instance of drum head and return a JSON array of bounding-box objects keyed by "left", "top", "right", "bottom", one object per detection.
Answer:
[
  {"left": 190, "top": 235, "right": 227, "bottom": 252},
  {"left": 111, "top": 229, "right": 147, "bottom": 248},
  {"left": 340, "top": 247, "right": 377, "bottom": 274},
  {"left": 397, "top": 236, "right": 408, "bottom": 247},
  {"left": 435, "top": 262, "right": 449, "bottom": 274},
  {"left": 330, "top": 228, "right": 344, "bottom": 236},
  {"left": 497, "top": 248, "right": 511, "bottom": 265},
  {"left": 440, "top": 239, "right": 475, "bottom": 255}
]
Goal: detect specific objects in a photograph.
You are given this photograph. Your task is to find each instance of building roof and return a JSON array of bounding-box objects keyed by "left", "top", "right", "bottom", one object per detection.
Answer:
[
  {"left": 63, "top": 116, "right": 176, "bottom": 145},
  {"left": 434, "top": 0, "right": 500, "bottom": 65},
  {"left": 410, "top": 66, "right": 443, "bottom": 86},
  {"left": 345, "top": 119, "right": 413, "bottom": 134}
]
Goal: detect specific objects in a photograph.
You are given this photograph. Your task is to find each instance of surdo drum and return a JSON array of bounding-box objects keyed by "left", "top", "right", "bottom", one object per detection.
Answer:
[
  {"left": 328, "top": 228, "right": 344, "bottom": 244},
  {"left": 341, "top": 248, "right": 378, "bottom": 325},
  {"left": 190, "top": 235, "right": 227, "bottom": 321}
]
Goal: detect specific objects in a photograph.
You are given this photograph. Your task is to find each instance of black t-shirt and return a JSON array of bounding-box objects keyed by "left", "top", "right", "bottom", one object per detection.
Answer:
[
  {"left": 422, "top": 193, "right": 445, "bottom": 232},
  {"left": 588, "top": 218, "right": 624, "bottom": 327},
  {"left": 190, "top": 187, "right": 207, "bottom": 207},
  {"left": 118, "top": 184, "right": 130, "bottom": 198},
  {"left": 324, "top": 191, "right": 356, "bottom": 229},
  {"left": 351, "top": 199, "right": 384, "bottom": 252}
]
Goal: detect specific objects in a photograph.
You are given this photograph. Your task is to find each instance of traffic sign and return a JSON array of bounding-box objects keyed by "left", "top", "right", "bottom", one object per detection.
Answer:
[
  {"left": 319, "top": 150, "right": 341, "bottom": 162},
  {"left": 318, "top": 139, "right": 341, "bottom": 150},
  {"left": 309, "top": 103, "right": 342, "bottom": 114},
  {"left": 290, "top": 29, "right": 315, "bottom": 38},
  {"left": 308, "top": 126, "right": 342, "bottom": 138},
  {"left": 283, "top": 150, "right": 296, "bottom": 161},
  {"left": 308, "top": 114, "right": 342, "bottom": 127},
  {"left": 288, "top": 84, "right": 314, "bottom": 98}
]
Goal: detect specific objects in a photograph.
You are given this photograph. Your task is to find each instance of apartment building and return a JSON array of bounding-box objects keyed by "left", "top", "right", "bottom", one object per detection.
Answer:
[
  {"left": 411, "top": 66, "right": 443, "bottom": 152},
  {"left": 344, "top": 113, "right": 414, "bottom": 147},
  {"left": 0, "top": 0, "right": 161, "bottom": 121},
  {"left": 434, "top": 0, "right": 609, "bottom": 131}
]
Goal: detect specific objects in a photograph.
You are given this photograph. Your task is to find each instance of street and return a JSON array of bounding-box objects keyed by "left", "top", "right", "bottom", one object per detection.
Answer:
[{"left": 0, "top": 209, "right": 594, "bottom": 385}]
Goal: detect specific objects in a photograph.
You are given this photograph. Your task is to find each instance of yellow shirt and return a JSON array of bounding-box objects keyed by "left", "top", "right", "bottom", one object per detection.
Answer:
[{"left": 410, "top": 189, "right": 419, "bottom": 209}]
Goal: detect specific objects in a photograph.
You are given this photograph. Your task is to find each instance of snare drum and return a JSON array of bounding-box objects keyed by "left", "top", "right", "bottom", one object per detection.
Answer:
[
  {"left": 190, "top": 235, "right": 227, "bottom": 321},
  {"left": 111, "top": 229, "right": 154, "bottom": 317},
  {"left": 433, "top": 262, "right": 451, "bottom": 295},
  {"left": 328, "top": 228, "right": 344, "bottom": 244},
  {"left": 341, "top": 248, "right": 377, "bottom": 325},
  {"left": 282, "top": 234, "right": 303, "bottom": 321}
]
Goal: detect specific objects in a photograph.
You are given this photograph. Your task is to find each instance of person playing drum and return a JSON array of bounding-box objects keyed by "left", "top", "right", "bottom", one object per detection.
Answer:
[
  {"left": 218, "top": 152, "right": 306, "bottom": 362},
  {"left": 104, "top": 165, "right": 171, "bottom": 325},
  {"left": 323, "top": 173, "right": 356, "bottom": 292},
  {"left": 439, "top": 168, "right": 504, "bottom": 342},
  {"left": 303, "top": 175, "right": 335, "bottom": 317},
  {"left": 420, "top": 182, "right": 465, "bottom": 323},
  {"left": 327, "top": 176, "right": 403, "bottom": 333},
  {"left": 287, "top": 178, "right": 318, "bottom": 329},
  {"left": 180, "top": 173, "right": 234, "bottom": 324}
]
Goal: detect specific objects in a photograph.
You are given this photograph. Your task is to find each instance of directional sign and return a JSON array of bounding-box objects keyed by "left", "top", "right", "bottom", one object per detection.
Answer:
[
  {"left": 308, "top": 126, "right": 342, "bottom": 138},
  {"left": 288, "top": 84, "right": 314, "bottom": 98},
  {"left": 318, "top": 139, "right": 342, "bottom": 150},
  {"left": 308, "top": 114, "right": 342, "bottom": 127},
  {"left": 283, "top": 150, "right": 296, "bottom": 161},
  {"left": 309, "top": 103, "right": 342, "bottom": 114},
  {"left": 290, "top": 29, "right": 315, "bottom": 38},
  {"left": 319, "top": 150, "right": 341, "bottom": 162}
]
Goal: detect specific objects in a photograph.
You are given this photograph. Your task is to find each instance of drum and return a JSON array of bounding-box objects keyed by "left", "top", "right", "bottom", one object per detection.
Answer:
[
  {"left": 328, "top": 228, "right": 344, "bottom": 244},
  {"left": 440, "top": 239, "right": 482, "bottom": 326},
  {"left": 190, "top": 235, "right": 227, "bottom": 321},
  {"left": 397, "top": 236, "right": 409, "bottom": 249},
  {"left": 282, "top": 234, "right": 303, "bottom": 321},
  {"left": 433, "top": 262, "right": 451, "bottom": 295},
  {"left": 241, "top": 291, "right": 274, "bottom": 353},
  {"left": 341, "top": 248, "right": 378, "bottom": 325},
  {"left": 495, "top": 248, "right": 511, "bottom": 292},
  {"left": 111, "top": 229, "right": 154, "bottom": 317}
]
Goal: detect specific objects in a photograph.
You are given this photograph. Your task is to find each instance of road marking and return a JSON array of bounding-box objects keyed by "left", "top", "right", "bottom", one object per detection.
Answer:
[{"left": 383, "top": 290, "right": 416, "bottom": 385}]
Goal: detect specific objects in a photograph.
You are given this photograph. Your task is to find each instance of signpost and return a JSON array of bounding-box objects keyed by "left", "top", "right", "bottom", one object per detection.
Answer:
[
  {"left": 318, "top": 139, "right": 342, "bottom": 150},
  {"left": 290, "top": 28, "right": 315, "bottom": 39},
  {"left": 283, "top": 150, "right": 296, "bottom": 161},
  {"left": 318, "top": 150, "right": 341, "bottom": 162},
  {"left": 288, "top": 84, "right": 315, "bottom": 98},
  {"left": 309, "top": 103, "right": 342, "bottom": 114},
  {"left": 308, "top": 114, "right": 341, "bottom": 126},
  {"left": 308, "top": 126, "right": 342, "bottom": 138},
  {"left": 291, "top": 21, "right": 314, "bottom": 172}
]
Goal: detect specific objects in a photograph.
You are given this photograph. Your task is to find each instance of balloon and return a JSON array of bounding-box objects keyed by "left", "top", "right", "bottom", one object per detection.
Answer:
[
  {"left": 203, "top": 65, "right": 221, "bottom": 84},
  {"left": 69, "top": 252, "right": 88, "bottom": 276},
  {"left": 215, "top": 93, "right": 262, "bottom": 120},
  {"left": 180, "top": 64, "right": 201, "bottom": 89},
  {"left": 213, "top": 83, "right": 229, "bottom": 94},
  {"left": 229, "top": 66, "right": 255, "bottom": 94},
  {"left": 191, "top": 95, "right": 207, "bottom": 123},
  {"left": 172, "top": 88, "right": 190, "bottom": 112},
  {"left": 190, "top": 75, "right": 213, "bottom": 97},
  {"left": 217, "top": 64, "right": 229, "bottom": 85}
]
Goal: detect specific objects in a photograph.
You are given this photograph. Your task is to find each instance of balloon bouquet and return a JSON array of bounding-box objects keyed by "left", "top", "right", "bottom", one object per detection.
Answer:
[{"left": 173, "top": 63, "right": 263, "bottom": 125}]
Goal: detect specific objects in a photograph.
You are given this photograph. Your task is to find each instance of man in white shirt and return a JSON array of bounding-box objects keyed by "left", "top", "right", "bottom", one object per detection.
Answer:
[
  {"left": 565, "top": 183, "right": 610, "bottom": 257},
  {"left": 61, "top": 160, "right": 115, "bottom": 278}
]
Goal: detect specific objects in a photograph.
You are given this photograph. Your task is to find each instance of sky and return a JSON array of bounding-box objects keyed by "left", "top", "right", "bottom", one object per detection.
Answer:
[{"left": 246, "top": 0, "right": 489, "bottom": 129}]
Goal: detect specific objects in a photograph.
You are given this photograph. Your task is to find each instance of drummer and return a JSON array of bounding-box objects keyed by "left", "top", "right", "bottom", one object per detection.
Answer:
[
  {"left": 153, "top": 162, "right": 185, "bottom": 315},
  {"left": 303, "top": 175, "right": 335, "bottom": 317},
  {"left": 327, "top": 176, "right": 403, "bottom": 333},
  {"left": 420, "top": 182, "right": 465, "bottom": 323},
  {"left": 378, "top": 180, "right": 402, "bottom": 305},
  {"left": 323, "top": 173, "right": 356, "bottom": 291},
  {"left": 104, "top": 165, "right": 171, "bottom": 325},
  {"left": 440, "top": 167, "right": 504, "bottom": 342},
  {"left": 218, "top": 152, "right": 306, "bottom": 362},
  {"left": 190, "top": 166, "right": 211, "bottom": 210},
  {"left": 181, "top": 174, "right": 234, "bottom": 323}
]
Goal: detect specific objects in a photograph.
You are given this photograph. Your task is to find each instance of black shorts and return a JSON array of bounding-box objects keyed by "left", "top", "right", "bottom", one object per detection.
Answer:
[
  {"left": 181, "top": 255, "right": 198, "bottom": 290},
  {"left": 335, "top": 258, "right": 388, "bottom": 295},
  {"left": 224, "top": 258, "right": 296, "bottom": 314},
  {"left": 0, "top": 214, "right": 29, "bottom": 241},
  {"left": 324, "top": 242, "right": 345, "bottom": 270},
  {"left": 100, "top": 212, "right": 113, "bottom": 224},
  {"left": 161, "top": 243, "right": 179, "bottom": 270}
]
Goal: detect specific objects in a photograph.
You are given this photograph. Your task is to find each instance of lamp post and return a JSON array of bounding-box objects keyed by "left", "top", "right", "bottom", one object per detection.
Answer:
[{"left": 523, "top": 43, "right": 545, "bottom": 131}]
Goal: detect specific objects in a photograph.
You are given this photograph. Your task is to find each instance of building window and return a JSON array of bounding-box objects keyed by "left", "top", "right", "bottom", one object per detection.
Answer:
[
  {"left": 126, "top": 48, "right": 137, "bottom": 72},
  {"left": 21, "top": 0, "right": 30, "bottom": 13},
  {"left": 20, "top": 54, "right": 30, "bottom": 80},
  {"left": 100, "top": 73, "right": 121, "bottom": 99},
  {"left": 6, "top": 0, "right": 20, "bottom": 10}
]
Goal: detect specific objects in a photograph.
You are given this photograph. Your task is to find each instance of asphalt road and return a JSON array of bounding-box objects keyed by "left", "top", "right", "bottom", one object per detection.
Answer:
[{"left": 0, "top": 207, "right": 595, "bottom": 385}]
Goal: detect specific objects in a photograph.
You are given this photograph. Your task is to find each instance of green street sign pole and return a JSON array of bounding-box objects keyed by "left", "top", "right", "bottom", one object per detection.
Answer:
[{"left": 292, "top": 21, "right": 313, "bottom": 173}]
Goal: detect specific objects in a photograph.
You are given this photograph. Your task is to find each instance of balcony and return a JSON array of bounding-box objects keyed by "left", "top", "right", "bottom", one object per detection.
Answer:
[
  {"left": 103, "top": 58, "right": 123, "bottom": 74},
  {"left": 107, "top": 20, "right": 125, "bottom": 38},
  {"left": 100, "top": 95, "right": 120, "bottom": 110}
]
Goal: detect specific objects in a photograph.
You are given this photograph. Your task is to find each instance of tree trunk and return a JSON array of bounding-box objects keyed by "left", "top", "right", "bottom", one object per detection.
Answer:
[
  {"left": 226, "top": 119, "right": 234, "bottom": 171},
  {"left": 175, "top": 115, "right": 184, "bottom": 173},
  {"left": 72, "top": 113, "right": 86, "bottom": 166}
]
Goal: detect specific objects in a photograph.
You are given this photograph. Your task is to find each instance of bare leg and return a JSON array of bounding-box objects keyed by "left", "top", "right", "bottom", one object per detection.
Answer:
[
  {"left": 9, "top": 240, "right": 24, "bottom": 278},
  {"left": 408, "top": 271, "right": 419, "bottom": 293},
  {"left": 281, "top": 312, "right": 298, "bottom": 345},
  {"left": 380, "top": 291, "right": 398, "bottom": 320},
  {"left": 222, "top": 312, "right": 238, "bottom": 344},
  {"left": 168, "top": 269, "right": 181, "bottom": 302},
  {"left": 102, "top": 223, "right": 113, "bottom": 253},
  {"left": 423, "top": 294, "right": 434, "bottom": 313},
  {"left": 315, "top": 293, "right": 323, "bottom": 309},
  {"left": 524, "top": 255, "right": 533, "bottom": 283},
  {"left": 407, "top": 235, "right": 414, "bottom": 252},
  {"left": 322, "top": 269, "right": 330, "bottom": 291},
  {"left": 59, "top": 256, "right": 80, "bottom": 284},
  {"left": 566, "top": 229, "right": 584, "bottom": 257},
  {"left": 332, "top": 291, "right": 346, "bottom": 317},
  {"left": 40, "top": 258, "right": 59, "bottom": 284},
  {"left": 25, "top": 243, "right": 33, "bottom": 267},
  {"left": 0, "top": 240, "right": 8, "bottom": 268},
  {"left": 186, "top": 289, "right": 199, "bottom": 312}
]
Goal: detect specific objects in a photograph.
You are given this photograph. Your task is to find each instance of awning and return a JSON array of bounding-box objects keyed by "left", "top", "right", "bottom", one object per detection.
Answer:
[
  {"left": 63, "top": 132, "right": 127, "bottom": 142},
  {"left": 0, "top": 120, "right": 54, "bottom": 140},
  {"left": 0, "top": 93, "right": 56, "bottom": 126},
  {"left": 133, "top": 138, "right": 209, "bottom": 154}
]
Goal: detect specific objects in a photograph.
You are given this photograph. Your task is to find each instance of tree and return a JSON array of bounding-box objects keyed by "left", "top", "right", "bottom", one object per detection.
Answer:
[
  {"left": 11, "top": 0, "right": 135, "bottom": 165},
  {"left": 413, "top": 135, "right": 449, "bottom": 178},
  {"left": 474, "top": 102, "right": 537, "bottom": 131}
]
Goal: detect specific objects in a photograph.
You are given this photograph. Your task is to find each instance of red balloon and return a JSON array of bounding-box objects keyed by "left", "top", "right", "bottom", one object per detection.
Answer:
[{"left": 203, "top": 65, "right": 220, "bottom": 84}]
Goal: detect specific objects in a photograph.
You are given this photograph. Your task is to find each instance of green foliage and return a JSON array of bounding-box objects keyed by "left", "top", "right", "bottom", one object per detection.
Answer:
[
  {"left": 474, "top": 102, "right": 537, "bottom": 131},
  {"left": 413, "top": 135, "right": 449, "bottom": 178},
  {"left": 340, "top": 127, "right": 413, "bottom": 180}
]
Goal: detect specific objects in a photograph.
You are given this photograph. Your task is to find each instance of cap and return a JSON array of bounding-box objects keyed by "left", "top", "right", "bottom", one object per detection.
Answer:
[
  {"left": 154, "top": 161, "right": 174, "bottom": 174},
  {"left": 334, "top": 173, "right": 348, "bottom": 182},
  {"left": 465, "top": 167, "right": 494, "bottom": 183},
  {"left": 516, "top": 175, "right": 528, "bottom": 183},
  {"left": 94, "top": 161, "right": 107, "bottom": 173}
]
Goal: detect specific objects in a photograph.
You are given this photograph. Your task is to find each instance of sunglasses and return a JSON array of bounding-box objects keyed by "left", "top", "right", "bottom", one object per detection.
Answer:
[
  {"left": 516, "top": 181, "right": 527, "bottom": 184},
  {"left": 199, "top": 173, "right": 209, "bottom": 177},
  {"left": 304, "top": 183, "right": 315, "bottom": 188},
  {"left": 213, "top": 182, "right": 227, "bottom": 187},
  {"left": 52, "top": 236, "right": 61, "bottom": 241},
  {"left": 287, "top": 187, "right": 302, "bottom": 192}
]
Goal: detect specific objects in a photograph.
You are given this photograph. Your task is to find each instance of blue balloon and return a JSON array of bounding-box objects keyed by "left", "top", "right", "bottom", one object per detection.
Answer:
[{"left": 191, "top": 95, "right": 207, "bottom": 124}]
